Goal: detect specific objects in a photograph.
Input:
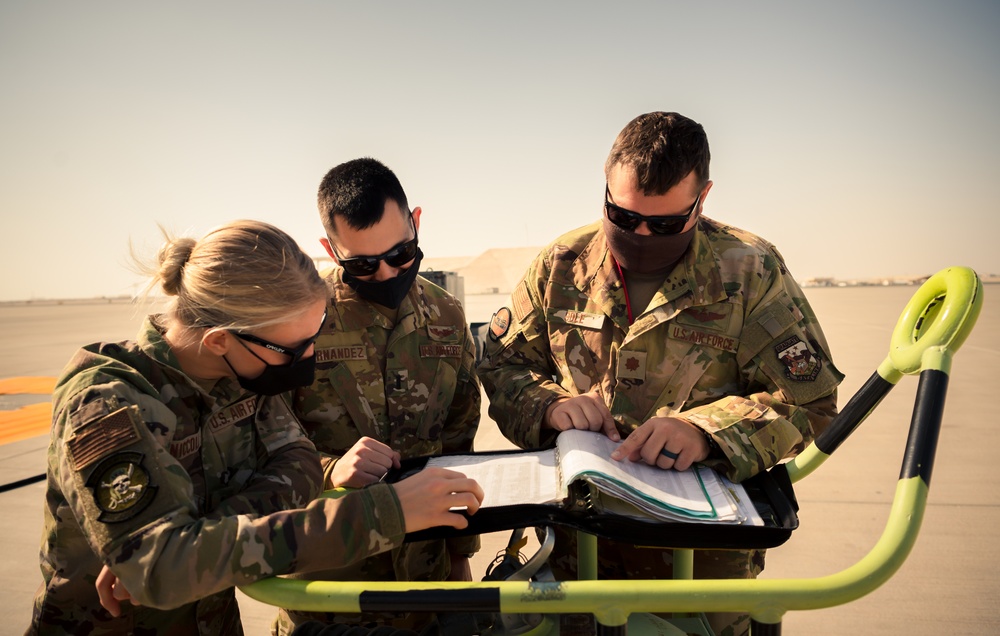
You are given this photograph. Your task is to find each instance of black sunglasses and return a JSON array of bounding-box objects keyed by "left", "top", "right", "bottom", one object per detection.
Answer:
[
  {"left": 604, "top": 184, "right": 700, "bottom": 235},
  {"left": 231, "top": 310, "right": 327, "bottom": 364},
  {"left": 331, "top": 214, "right": 419, "bottom": 277}
]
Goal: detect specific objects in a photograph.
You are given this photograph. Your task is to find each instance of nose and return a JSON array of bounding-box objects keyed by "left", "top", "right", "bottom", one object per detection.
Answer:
[
  {"left": 372, "top": 260, "right": 402, "bottom": 281},
  {"left": 634, "top": 220, "right": 654, "bottom": 236}
]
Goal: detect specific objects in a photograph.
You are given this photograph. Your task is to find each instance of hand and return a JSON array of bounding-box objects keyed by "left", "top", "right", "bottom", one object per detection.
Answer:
[
  {"left": 543, "top": 389, "right": 620, "bottom": 441},
  {"left": 610, "top": 416, "right": 709, "bottom": 471},
  {"left": 393, "top": 467, "right": 484, "bottom": 532},
  {"left": 95, "top": 565, "right": 140, "bottom": 617},
  {"left": 446, "top": 553, "right": 473, "bottom": 581},
  {"left": 330, "top": 437, "right": 401, "bottom": 489}
]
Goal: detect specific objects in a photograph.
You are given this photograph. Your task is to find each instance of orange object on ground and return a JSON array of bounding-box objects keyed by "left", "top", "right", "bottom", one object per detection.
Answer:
[
  {"left": 0, "top": 376, "right": 57, "bottom": 395},
  {"left": 0, "top": 376, "right": 56, "bottom": 444},
  {"left": 0, "top": 402, "right": 52, "bottom": 445}
]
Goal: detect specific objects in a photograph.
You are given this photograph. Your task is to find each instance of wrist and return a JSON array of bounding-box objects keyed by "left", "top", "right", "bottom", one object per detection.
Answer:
[
  {"left": 541, "top": 395, "right": 567, "bottom": 430},
  {"left": 700, "top": 428, "right": 720, "bottom": 457}
]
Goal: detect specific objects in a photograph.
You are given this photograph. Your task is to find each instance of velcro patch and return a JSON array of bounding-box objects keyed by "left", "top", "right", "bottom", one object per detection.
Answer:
[
  {"left": 684, "top": 307, "right": 728, "bottom": 323},
  {"left": 489, "top": 307, "right": 512, "bottom": 342},
  {"left": 759, "top": 315, "right": 786, "bottom": 338},
  {"left": 67, "top": 407, "right": 140, "bottom": 471},
  {"left": 419, "top": 344, "right": 462, "bottom": 358},
  {"left": 169, "top": 433, "right": 202, "bottom": 461},
  {"left": 71, "top": 396, "right": 110, "bottom": 430},
  {"left": 670, "top": 326, "right": 739, "bottom": 354},
  {"left": 316, "top": 345, "right": 368, "bottom": 363},
  {"left": 617, "top": 350, "right": 647, "bottom": 380},
  {"left": 427, "top": 325, "right": 459, "bottom": 341},
  {"left": 557, "top": 309, "right": 605, "bottom": 330},
  {"left": 206, "top": 396, "right": 258, "bottom": 432},
  {"left": 85, "top": 451, "right": 158, "bottom": 523},
  {"left": 512, "top": 283, "right": 533, "bottom": 322},
  {"left": 775, "top": 335, "right": 822, "bottom": 381}
]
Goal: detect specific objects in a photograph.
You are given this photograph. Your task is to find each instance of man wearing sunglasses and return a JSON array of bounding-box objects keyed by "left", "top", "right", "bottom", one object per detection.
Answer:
[
  {"left": 478, "top": 112, "right": 843, "bottom": 636},
  {"left": 276, "top": 158, "right": 482, "bottom": 635}
]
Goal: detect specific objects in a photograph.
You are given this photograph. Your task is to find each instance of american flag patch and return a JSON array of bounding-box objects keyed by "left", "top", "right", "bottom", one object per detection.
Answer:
[{"left": 67, "top": 407, "right": 139, "bottom": 471}]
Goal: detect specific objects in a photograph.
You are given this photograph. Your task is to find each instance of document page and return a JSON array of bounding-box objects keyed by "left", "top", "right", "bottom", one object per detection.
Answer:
[
  {"left": 556, "top": 429, "right": 733, "bottom": 520},
  {"left": 425, "top": 449, "right": 561, "bottom": 509}
]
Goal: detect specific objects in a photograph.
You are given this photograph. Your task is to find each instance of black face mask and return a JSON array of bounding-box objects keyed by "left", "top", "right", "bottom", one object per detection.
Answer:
[
  {"left": 223, "top": 351, "right": 316, "bottom": 396},
  {"left": 603, "top": 216, "right": 697, "bottom": 276},
  {"left": 341, "top": 248, "right": 423, "bottom": 309}
]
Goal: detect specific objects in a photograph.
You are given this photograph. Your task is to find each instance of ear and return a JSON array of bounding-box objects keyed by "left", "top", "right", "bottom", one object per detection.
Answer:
[
  {"left": 411, "top": 206, "right": 422, "bottom": 234},
  {"left": 320, "top": 237, "right": 338, "bottom": 262},
  {"left": 695, "top": 181, "right": 714, "bottom": 217},
  {"left": 201, "top": 328, "right": 231, "bottom": 356}
]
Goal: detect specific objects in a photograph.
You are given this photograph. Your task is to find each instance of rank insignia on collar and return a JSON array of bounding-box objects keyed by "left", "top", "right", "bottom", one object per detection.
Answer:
[
  {"left": 775, "top": 335, "right": 822, "bottom": 381},
  {"left": 86, "top": 451, "right": 158, "bottom": 523}
]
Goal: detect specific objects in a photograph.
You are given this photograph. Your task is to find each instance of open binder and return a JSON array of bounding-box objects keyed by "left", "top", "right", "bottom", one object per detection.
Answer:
[{"left": 388, "top": 429, "right": 799, "bottom": 550}]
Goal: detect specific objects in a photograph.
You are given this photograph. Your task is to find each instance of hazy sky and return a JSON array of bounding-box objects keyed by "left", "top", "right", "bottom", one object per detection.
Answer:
[{"left": 2, "top": 1, "right": 998, "bottom": 301}]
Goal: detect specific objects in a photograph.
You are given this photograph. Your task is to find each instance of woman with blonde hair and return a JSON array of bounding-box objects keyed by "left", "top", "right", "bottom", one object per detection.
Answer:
[{"left": 27, "top": 220, "right": 482, "bottom": 635}]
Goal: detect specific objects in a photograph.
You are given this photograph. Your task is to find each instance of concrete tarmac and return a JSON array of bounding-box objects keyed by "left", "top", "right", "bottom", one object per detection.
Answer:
[{"left": 2, "top": 285, "right": 998, "bottom": 634}]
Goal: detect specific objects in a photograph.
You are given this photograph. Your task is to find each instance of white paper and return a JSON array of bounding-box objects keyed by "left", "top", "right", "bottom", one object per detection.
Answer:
[
  {"left": 557, "top": 429, "right": 719, "bottom": 518},
  {"left": 425, "top": 450, "right": 559, "bottom": 508},
  {"left": 422, "top": 430, "right": 763, "bottom": 526}
]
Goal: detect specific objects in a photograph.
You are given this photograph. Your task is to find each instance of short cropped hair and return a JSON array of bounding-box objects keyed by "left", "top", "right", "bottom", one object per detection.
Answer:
[
  {"left": 317, "top": 158, "right": 410, "bottom": 237},
  {"left": 604, "top": 112, "right": 711, "bottom": 195}
]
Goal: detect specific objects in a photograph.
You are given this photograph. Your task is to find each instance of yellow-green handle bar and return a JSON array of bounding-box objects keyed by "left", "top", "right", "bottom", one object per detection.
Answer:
[{"left": 240, "top": 266, "right": 983, "bottom": 631}]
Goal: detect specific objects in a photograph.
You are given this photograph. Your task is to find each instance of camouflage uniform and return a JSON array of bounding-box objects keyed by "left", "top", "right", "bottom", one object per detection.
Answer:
[
  {"left": 28, "top": 316, "right": 407, "bottom": 636},
  {"left": 278, "top": 271, "right": 481, "bottom": 633},
  {"left": 478, "top": 218, "right": 843, "bottom": 635}
]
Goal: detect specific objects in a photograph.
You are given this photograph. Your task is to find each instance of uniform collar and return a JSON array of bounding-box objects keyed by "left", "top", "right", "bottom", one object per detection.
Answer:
[
  {"left": 326, "top": 268, "right": 424, "bottom": 333},
  {"left": 567, "top": 219, "right": 729, "bottom": 330},
  {"left": 138, "top": 315, "right": 246, "bottom": 402}
]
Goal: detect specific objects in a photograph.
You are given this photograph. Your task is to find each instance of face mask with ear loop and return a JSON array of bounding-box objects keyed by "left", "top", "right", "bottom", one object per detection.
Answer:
[
  {"left": 221, "top": 317, "right": 323, "bottom": 395},
  {"left": 223, "top": 351, "right": 316, "bottom": 396},
  {"left": 341, "top": 248, "right": 424, "bottom": 309}
]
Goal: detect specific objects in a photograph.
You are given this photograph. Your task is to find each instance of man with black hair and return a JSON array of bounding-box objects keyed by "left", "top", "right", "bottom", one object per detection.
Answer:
[{"left": 276, "top": 158, "right": 482, "bottom": 635}]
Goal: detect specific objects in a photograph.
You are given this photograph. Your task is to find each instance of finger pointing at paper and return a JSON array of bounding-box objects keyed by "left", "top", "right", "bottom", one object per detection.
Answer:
[
  {"left": 610, "top": 417, "right": 709, "bottom": 471},
  {"left": 543, "top": 388, "right": 620, "bottom": 441}
]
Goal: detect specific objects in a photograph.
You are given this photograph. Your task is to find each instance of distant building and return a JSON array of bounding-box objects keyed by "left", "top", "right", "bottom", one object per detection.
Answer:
[
  {"left": 803, "top": 277, "right": 836, "bottom": 288},
  {"left": 420, "top": 269, "right": 465, "bottom": 306},
  {"left": 422, "top": 247, "right": 542, "bottom": 295}
]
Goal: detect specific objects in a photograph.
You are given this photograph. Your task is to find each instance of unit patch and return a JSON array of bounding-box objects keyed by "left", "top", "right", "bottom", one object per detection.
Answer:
[
  {"left": 86, "top": 451, "right": 158, "bottom": 523},
  {"left": 775, "top": 335, "right": 822, "bottom": 381},
  {"left": 489, "top": 307, "right": 512, "bottom": 342}
]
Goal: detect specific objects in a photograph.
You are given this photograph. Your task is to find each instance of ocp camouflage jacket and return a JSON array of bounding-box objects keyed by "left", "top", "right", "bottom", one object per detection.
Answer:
[
  {"left": 29, "top": 316, "right": 405, "bottom": 635},
  {"left": 479, "top": 218, "right": 843, "bottom": 483}
]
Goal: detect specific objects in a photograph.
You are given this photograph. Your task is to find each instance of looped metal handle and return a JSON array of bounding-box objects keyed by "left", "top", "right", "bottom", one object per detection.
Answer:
[{"left": 885, "top": 266, "right": 983, "bottom": 377}]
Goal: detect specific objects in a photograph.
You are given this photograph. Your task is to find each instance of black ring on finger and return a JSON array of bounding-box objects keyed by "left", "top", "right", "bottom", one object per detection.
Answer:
[{"left": 660, "top": 448, "right": 679, "bottom": 460}]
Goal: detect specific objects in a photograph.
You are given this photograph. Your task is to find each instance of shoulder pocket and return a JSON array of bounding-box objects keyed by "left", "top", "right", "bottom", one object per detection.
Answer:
[{"left": 742, "top": 301, "right": 842, "bottom": 404}]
